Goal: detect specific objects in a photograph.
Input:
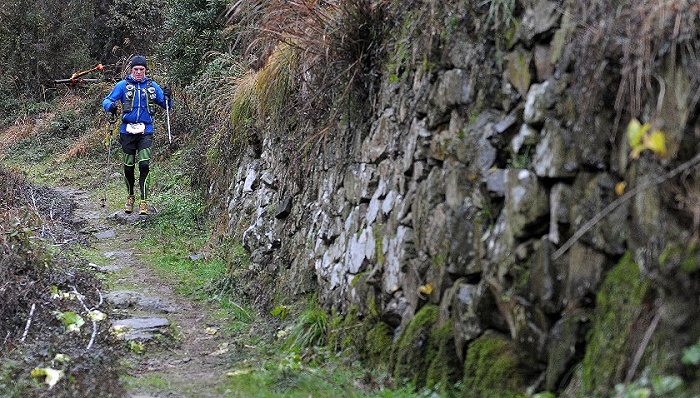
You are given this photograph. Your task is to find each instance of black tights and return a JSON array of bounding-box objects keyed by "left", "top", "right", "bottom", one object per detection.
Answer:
[{"left": 124, "top": 160, "right": 150, "bottom": 200}]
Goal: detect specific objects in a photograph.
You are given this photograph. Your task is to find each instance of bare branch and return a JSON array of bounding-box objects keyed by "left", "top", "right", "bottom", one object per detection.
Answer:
[{"left": 19, "top": 303, "right": 36, "bottom": 343}]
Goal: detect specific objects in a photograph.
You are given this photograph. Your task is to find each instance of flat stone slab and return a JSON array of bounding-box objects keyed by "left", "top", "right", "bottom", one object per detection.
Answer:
[
  {"left": 112, "top": 317, "right": 170, "bottom": 341},
  {"left": 105, "top": 290, "right": 179, "bottom": 313},
  {"left": 94, "top": 229, "right": 116, "bottom": 239},
  {"left": 88, "top": 263, "right": 122, "bottom": 273},
  {"left": 110, "top": 210, "right": 152, "bottom": 224},
  {"left": 104, "top": 251, "right": 133, "bottom": 259},
  {"left": 113, "top": 317, "right": 170, "bottom": 329}
]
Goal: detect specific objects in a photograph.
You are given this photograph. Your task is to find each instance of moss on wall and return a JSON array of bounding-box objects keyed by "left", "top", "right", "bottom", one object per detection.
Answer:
[
  {"left": 462, "top": 332, "right": 527, "bottom": 398},
  {"left": 426, "top": 320, "right": 462, "bottom": 395},
  {"left": 362, "top": 321, "right": 393, "bottom": 366},
  {"left": 327, "top": 305, "right": 393, "bottom": 367},
  {"left": 391, "top": 304, "right": 440, "bottom": 387},
  {"left": 581, "top": 252, "right": 649, "bottom": 397}
]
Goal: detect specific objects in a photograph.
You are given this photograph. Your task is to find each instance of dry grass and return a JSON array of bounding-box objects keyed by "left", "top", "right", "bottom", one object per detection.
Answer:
[
  {"left": 225, "top": 0, "right": 384, "bottom": 124},
  {"left": 57, "top": 126, "right": 108, "bottom": 162},
  {"left": 570, "top": 0, "right": 700, "bottom": 127},
  {"left": 0, "top": 119, "right": 39, "bottom": 151}
]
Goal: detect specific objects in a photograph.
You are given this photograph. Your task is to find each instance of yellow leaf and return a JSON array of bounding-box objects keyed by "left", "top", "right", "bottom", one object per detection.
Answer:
[
  {"left": 627, "top": 118, "right": 649, "bottom": 148},
  {"left": 418, "top": 283, "right": 433, "bottom": 296},
  {"left": 205, "top": 326, "right": 219, "bottom": 335},
  {"left": 630, "top": 146, "right": 642, "bottom": 159},
  {"left": 615, "top": 182, "right": 626, "bottom": 197},
  {"left": 643, "top": 130, "right": 666, "bottom": 157}
]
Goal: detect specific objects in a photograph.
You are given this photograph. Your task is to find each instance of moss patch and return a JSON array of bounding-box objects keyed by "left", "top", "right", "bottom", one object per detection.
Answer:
[
  {"left": 462, "top": 333, "right": 527, "bottom": 398},
  {"left": 362, "top": 321, "right": 394, "bottom": 366},
  {"left": 581, "top": 252, "right": 649, "bottom": 397},
  {"left": 327, "top": 306, "right": 393, "bottom": 368},
  {"left": 391, "top": 304, "right": 439, "bottom": 387},
  {"left": 426, "top": 320, "right": 462, "bottom": 395}
]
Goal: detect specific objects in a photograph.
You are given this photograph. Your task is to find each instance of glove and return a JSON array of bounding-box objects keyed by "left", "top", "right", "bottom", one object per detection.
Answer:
[
  {"left": 163, "top": 87, "right": 172, "bottom": 100},
  {"left": 108, "top": 102, "right": 117, "bottom": 114}
]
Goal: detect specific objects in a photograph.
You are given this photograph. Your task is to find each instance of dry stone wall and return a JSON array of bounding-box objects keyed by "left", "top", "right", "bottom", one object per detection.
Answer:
[{"left": 222, "top": 0, "right": 700, "bottom": 395}]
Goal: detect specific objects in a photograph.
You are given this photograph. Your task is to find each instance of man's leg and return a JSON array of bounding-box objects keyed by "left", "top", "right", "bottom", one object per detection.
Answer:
[
  {"left": 123, "top": 152, "right": 136, "bottom": 195},
  {"left": 120, "top": 134, "right": 138, "bottom": 214},
  {"left": 136, "top": 137, "right": 153, "bottom": 215},
  {"left": 137, "top": 146, "right": 152, "bottom": 201}
]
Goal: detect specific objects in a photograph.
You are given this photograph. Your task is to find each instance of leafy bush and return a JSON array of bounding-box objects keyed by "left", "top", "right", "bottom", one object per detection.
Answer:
[
  {"left": 106, "top": 0, "right": 167, "bottom": 60},
  {"left": 0, "top": 0, "right": 93, "bottom": 113},
  {"left": 161, "top": 0, "right": 231, "bottom": 86}
]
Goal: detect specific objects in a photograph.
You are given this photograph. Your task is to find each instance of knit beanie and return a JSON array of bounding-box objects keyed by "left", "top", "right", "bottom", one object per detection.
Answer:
[{"left": 129, "top": 55, "right": 147, "bottom": 68}]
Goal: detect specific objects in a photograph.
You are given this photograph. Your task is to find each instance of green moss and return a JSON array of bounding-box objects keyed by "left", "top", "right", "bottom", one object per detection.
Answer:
[
  {"left": 581, "top": 252, "right": 649, "bottom": 397},
  {"left": 659, "top": 241, "right": 700, "bottom": 274},
  {"left": 327, "top": 307, "right": 363, "bottom": 354},
  {"left": 366, "top": 292, "right": 379, "bottom": 318},
  {"left": 432, "top": 254, "right": 446, "bottom": 267},
  {"left": 327, "top": 307, "right": 395, "bottom": 368},
  {"left": 372, "top": 224, "right": 385, "bottom": 266},
  {"left": 391, "top": 304, "right": 440, "bottom": 388},
  {"left": 462, "top": 333, "right": 527, "bottom": 398},
  {"left": 362, "top": 321, "right": 394, "bottom": 366},
  {"left": 426, "top": 320, "right": 462, "bottom": 395}
]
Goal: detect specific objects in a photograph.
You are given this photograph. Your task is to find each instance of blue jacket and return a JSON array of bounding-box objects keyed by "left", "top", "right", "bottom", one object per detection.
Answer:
[{"left": 102, "top": 75, "right": 171, "bottom": 134}]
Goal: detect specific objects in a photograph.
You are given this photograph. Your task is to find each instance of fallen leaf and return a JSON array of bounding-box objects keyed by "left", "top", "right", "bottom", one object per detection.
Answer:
[
  {"left": 52, "top": 354, "right": 71, "bottom": 364},
  {"left": 615, "top": 182, "right": 626, "bottom": 197},
  {"left": 87, "top": 310, "right": 106, "bottom": 322},
  {"left": 209, "top": 342, "right": 229, "bottom": 356},
  {"left": 30, "top": 367, "right": 64, "bottom": 389},
  {"left": 227, "top": 369, "right": 252, "bottom": 377},
  {"left": 418, "top": 283, "right": 433, "bottom": 296},
  {"left": 644, "top": 130, "right": 666, "bottom": 157},
  {"left": 110, "top": 324, "right": 129, "bottom": 339}
]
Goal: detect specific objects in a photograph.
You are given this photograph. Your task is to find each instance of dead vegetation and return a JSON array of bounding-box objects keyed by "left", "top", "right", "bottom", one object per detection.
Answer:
[
  {"left": 0, "top": 166, "right": 124, "bottom": 397},
  {"left": 570, "top": 0, "right": 700, "bottom": 132}
]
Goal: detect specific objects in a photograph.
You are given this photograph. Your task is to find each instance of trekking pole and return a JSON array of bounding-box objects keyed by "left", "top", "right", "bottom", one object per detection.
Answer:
[
  {"left": 100, "top": 113, "right": 116, "bottom": 208},
  {"left": 165, "top": 96, "right": 172, "bottom": 144}
]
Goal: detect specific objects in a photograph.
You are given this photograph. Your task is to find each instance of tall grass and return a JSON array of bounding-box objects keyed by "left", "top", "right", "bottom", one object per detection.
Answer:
[{"left": 222, "top": 0, "right": 385, "bottom": 143}]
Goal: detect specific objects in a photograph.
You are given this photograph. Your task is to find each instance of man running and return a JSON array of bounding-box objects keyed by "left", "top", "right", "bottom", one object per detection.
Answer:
[{"left": 102, "top": 55, "right": 171, "bottom": 215}]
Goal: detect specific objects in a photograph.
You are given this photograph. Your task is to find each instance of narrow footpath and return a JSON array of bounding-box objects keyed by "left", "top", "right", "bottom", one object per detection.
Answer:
[{"left": 60, "top": 187, "right": 238, "bottom": 397}]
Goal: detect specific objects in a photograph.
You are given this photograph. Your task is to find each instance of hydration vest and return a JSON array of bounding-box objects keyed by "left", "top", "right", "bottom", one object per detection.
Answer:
[{"left": 122, "top": 81, "right": 157, "bottom": 115}]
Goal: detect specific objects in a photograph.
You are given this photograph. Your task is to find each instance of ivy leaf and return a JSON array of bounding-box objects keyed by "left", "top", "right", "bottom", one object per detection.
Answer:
[
  {"left": 627, "top": 118, "right": 649, "bottom": 148},
  {"left": 30, "top": 367, "right": 64, "bottom": 389},
  {"left": 54, "top": 311, "right": 84, "bottom": 333},
  {"left": 682, "top": 343, "right": 700, "bottom": 365},
  {"left": 651, "top": 375, "right": 684, "bottom": 395}
]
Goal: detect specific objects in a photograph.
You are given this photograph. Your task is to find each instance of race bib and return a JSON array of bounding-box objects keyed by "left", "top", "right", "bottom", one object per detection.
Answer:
[{"left": 126, "top": 123, "right": 145, "bottom": 134}]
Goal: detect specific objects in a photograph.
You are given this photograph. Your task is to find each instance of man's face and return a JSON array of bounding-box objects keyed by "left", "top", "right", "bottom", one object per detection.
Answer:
[{"left": 131, "top": 66, "right": 146, "bottom": 81}]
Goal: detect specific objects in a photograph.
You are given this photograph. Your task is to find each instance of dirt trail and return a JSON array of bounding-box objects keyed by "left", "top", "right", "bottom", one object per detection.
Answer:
[{"left": 60, "top": 187, "right": 237, "bottom": 398}]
